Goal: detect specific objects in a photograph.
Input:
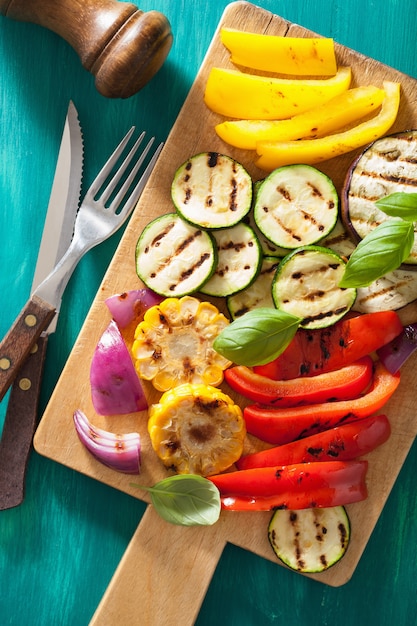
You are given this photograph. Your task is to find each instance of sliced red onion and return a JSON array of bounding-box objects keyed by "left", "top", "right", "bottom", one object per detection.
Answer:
[
  {"left": 73, "top": 409, "right": 141, "bottom": 474},
  {"left": 90, "top": 319, "right": 148, "bottom": 415},
  {"left": 105, "top": 289, "right": 163, "bottom": 329},
  {"left": 377, "top": 323, "right": 417, "bottom": 374}
]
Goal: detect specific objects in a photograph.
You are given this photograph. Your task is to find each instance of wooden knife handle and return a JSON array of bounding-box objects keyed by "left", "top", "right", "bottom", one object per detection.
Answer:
[
  {"left": 0, "top": 295, "right": 55, "bottom": 402},
  {"left": 0, "top": 334, "right": 48, "bottom": 510},
  {"left": 0, "top": 0, "right": 173, "bottom": 98}
]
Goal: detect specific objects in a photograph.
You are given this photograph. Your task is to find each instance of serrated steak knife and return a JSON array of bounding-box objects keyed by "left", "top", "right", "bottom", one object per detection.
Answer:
[{"left": 0, "top": 102, "right": 83, "bottom": 509}]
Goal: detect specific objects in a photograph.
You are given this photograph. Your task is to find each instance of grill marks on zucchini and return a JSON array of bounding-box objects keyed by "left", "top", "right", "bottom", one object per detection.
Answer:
[
  {"left": 254, "top": 164, "right": 338, "bottom": 249},
  {"left": 136, "top": 213, "right": 217, "bottom": 297},
  {"left": 272, "top": 246, "right": 356, "bottom": 329},
  {"left": 343, "top": 130, "right": 417, "bottom": 264},
  {"left": 171, "top": 152, "right": 252, "bottom": 229},
  {"left": 200, "top": 222, "right": 262, "bottom": 297},
  {"left": 268, "top": 506, "right": 351, "bottom": 573}
]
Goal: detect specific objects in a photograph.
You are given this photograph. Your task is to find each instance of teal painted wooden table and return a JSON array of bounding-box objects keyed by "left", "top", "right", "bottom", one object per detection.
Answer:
[{"left": 1, "top": 1, "right": 417, "bottom": 624}]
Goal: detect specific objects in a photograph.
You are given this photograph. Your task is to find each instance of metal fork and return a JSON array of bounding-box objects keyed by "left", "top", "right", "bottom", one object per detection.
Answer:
[{"left": 0, "top": 129, "right": 163, "bottom": 402}]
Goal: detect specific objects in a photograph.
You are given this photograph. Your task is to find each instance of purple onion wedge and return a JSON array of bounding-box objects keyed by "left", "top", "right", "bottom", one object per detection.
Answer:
[
  {"left": 90, "top": 319, "right": 148, "bottom": 415},
  {"left": 73, "top": 409, "right": 141, "bottom": 474},
  {"left": 377, "top": 323, "right": 417, "bottom": 374},
  {"left": 105, "top": 288, "right": 163, "bottom": 329}
]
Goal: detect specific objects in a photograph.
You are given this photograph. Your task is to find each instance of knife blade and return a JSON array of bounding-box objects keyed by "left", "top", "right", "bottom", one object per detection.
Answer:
[{"left": 0, "top": 101, "right": 83, "bottom": 510}]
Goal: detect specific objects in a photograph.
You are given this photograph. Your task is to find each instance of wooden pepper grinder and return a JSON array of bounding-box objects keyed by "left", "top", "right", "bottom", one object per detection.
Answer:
[{"left": 0, "top": 0, "right": 173, "bottom": 98}]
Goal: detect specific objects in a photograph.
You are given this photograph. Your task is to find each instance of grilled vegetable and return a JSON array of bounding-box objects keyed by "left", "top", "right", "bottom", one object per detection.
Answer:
[
  {"left": 319, "top": 218, "right": 356, "bottom": 258},
  {"left": 135, "top": 213, "right": 217, "bottom": 297},
  {"left": 377, "top": 322, "right": 417, "bottom": 374},
  {"left": 342, "top": 130, "right": 417, "bottom": 265},
  {"left": 254, "top": 310, "right": 403, "bottom": 380},
  {"left": 204, "top": 66, "right": 352, "bottom": 120},
  {"left": 148, "top": 383, "right": 246, "bottom": 477},
  {"left": 353, "top": 269, "right": 417, "bottom": 313},
  {"left": 105, "top": 289, "right": 163, "bottom": 329},
  {"left": 220, "top": 28, "right": 337, "bottom": 75},
  {"left": 253, "top": 164, "right": 339, "bottom": 249},
  {"left": 90, "top": 320, "right": 147, "bottom": 416},
  {"left": 216, "top": 86, "right": 385, "bottom": 150},
  {"left": 209, "top": 460, "right": 369, "bottom": 511},
  {"left": 256, "top": 81, "right": 400, "bottom": 169},
  {"left": 268, "top": 506, "right": 350, "bottom": 573},
  {"left": 237, "top": 414, "right": 391, "bottom": 469},
  {"left": 73, "top": 409, "right": 141, "bottom": 474},
  {"left": 224, "top": 356, "right": 373, "bottom": 407},
  {"left": 171, "top": 152, "right": 252, "bottom": 229},
  {"left": 271, "top": 245, "right": 356, "bottom": 329},
  {"left": 244, "top": 361, "right": 400, "bottom": 445},
  {"left": 200, "top": 222, "right": 262, "bottom": 297},
  {"left": 227, "top": 256, "right": 280, "bottom": 319},
  {"left": 131, "top": 296, "right": 231, "bottom": 392}
]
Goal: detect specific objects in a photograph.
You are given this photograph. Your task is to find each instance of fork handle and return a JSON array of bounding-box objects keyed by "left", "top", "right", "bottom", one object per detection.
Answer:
[
  {"left": 0, "top": 295, "right": 55, "bottom": 403},
  {"left": 0, "top": 0, "right": 173, "bottom": 98}
]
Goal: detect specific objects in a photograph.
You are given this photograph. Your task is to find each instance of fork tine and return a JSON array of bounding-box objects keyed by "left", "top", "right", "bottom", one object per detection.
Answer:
[
  {"left": 109, "top": 135, "right": 154, "bottom": 211},
  {"left": 87, "top": 126, "right": 136, "bottom": 198},
  {"left": 116, "top": 141, "right": 164, "bottom": 218},
  {"left": 101, "top": 131, "right": 147, "bottom": 206}
]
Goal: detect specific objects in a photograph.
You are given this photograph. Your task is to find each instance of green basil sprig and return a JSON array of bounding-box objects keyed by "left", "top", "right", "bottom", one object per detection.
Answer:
[
  {"left": 131, "top": 474, "right": 221, "bottom": 526},
  {"left": 340, "top": 192, "right": 417, "bottom": 288},
  {"left": 375, "top": 192, "right": 417, "bottom": 220},
  {"left": 339, "top": 219, "right": 414, "bottom": 288},
  {"left": 213, "top": 307, "right": 301, "bottom": 367}
]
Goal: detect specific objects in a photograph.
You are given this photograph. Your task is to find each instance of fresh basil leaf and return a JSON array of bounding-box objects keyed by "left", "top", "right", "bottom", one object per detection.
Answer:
[
  {"left": 376, "top": 192, "right": 417, "bottom": 221},
  {"left": 339, "top": 219, "right": 414, "bottom": 288},
  {"left": 131, "top": 475, "right": 221, "bottom": 526},
  {"left": 213, "top": 307, "right": 301, "bottom": 366}
]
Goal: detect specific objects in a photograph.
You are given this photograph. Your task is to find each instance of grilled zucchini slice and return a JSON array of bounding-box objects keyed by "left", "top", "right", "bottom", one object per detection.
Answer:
[
  {"left": 254, "top": 164, "right": 338, "bottom": 250},
  {"left": 200, "top": 222, "right": 262, "bottom": 297},
  {"left": 268, "top": 506, "right": 350, "bottom": 573},
  {"left": 227, "top": 256, "right": 280, "bottom": 319},
  {"left": 171, "top": 152, "right": 252, "bottom": 229},
  {"left": 342, "top": 130, "right": 417, "bottom": 265},
  {"left": 272, "top": 245, "right": 356, "bottom": 329},
  {"left": 135, "top": 213, "right": 217, "bottom": 297}
]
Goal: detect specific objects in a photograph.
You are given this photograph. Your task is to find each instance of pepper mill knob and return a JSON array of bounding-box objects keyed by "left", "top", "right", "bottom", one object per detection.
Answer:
[{"left": 0, "top": 0, "right": 173, "bottom": 98}]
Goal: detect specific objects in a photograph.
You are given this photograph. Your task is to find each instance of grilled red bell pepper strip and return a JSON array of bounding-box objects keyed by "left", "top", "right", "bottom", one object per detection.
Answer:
[
  {"left": 236, "top": 414, "right": 390, "bottom": 470},
  {"left": 209, "top": 460, "right": 368, "bottom": 511},
  {"left": 244, "top": 361, "right": 399, "bottom": 444},
  {"left": 225, "top": 356, "right": 373, "bottom": 407},
  {"left": 254, "top": 310, "right": 403, "bottom": 380}
]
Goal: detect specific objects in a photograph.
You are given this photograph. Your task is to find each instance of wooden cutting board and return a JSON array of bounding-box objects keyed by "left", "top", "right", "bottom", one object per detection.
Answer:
[{"left": 34, "top": 1, "right": 417, "bottom": 623}]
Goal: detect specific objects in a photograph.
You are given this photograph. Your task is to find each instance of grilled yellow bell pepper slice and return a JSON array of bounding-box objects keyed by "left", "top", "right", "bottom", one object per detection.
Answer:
[
  {"left": 220, "top": 28, "right": 337, "bottom": 76},
  {"left": 204, "top": 66, "right": 351, "bottom": 120},
  {"left": 256, "top": 81, "right": 401, "bottom": 170},
  {"left": 215, "top": 85, "right": 385, "bottom": 150}
]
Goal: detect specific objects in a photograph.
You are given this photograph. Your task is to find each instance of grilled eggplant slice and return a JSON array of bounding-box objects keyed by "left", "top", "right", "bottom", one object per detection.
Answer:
[
  {"left": 342, "top": 130, "right": 417, "bottom": 265},
  {"left": 268, "top": 506, "right": 350, "bottom": 573},
  {"left": 200, "top": 222, "right": 262, "bottom": 297},
  {"left": 171, "top": 152, "right": 252, "bottom": 229},
  {"left": 272, "top": 245, "right": 356, "bottom": 329},
  {"left": 135, "top": 213, "right": 217, "bottom": 297},
  {"left": 254, "top": 164, "right": 338, "bottom": 250},
  {"left": 353, "top": 268, "right": 417, "bottom": 312}
]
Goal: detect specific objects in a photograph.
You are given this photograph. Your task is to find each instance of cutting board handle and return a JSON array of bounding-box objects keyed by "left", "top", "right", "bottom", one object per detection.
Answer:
[
  {"left": 0, "top": 0, "right": 173, "bottom": 98},
  {"left": 90, "top": 505, "right": 226, "bottom": 625}
]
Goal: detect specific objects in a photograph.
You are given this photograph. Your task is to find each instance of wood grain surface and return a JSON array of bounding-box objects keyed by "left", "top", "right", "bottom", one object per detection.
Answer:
[{"left": 31, "top": 1, "right": 417, "bottom": 623}]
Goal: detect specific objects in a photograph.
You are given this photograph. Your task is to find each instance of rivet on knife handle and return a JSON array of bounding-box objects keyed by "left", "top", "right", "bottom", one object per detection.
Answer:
[
  {"left": 0, "top": 295, "right": 55, "bottom": 402},
  {"left": 0, "top": 334, "right": 48, "bottom": 510}
]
